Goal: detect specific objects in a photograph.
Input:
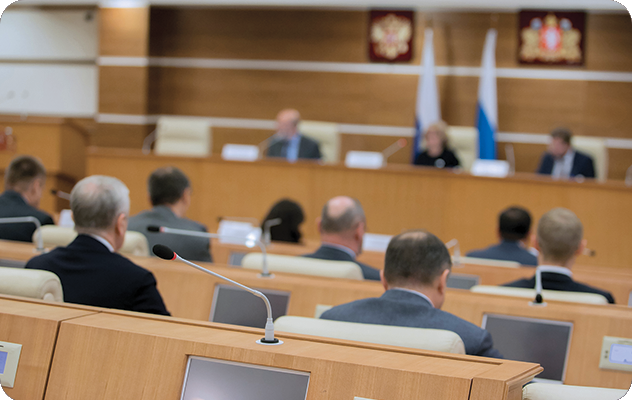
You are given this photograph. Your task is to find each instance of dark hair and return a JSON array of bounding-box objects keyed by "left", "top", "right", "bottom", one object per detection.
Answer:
[
  {"left": 5, "top": 155, "right": 46, "bottom": 191},
  {"left": 320, "top": 198, "right": 364, "bottom": 233},
  {"left": 384, "top": 230, "right": 452, "bottom": 287},
  {"left": 148, "top": 166, "right": 190, "bottom": 206},
  {"left": 551, "top": 127, "right": 572, "bottom": 145},
  {"left": 499, "top": 206, "right": 532, "bottom": 241},
  {"left": 261, "top": 199, "right": 305, "bottom": 243}
]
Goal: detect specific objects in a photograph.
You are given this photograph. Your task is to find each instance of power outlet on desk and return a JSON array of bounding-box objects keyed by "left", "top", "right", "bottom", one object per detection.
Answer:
[
  {"left": 0, "top": 341, "right": 22, "bottom": 388},
  {"left": 599, "top": 336, "right": 632, "bottom": 372}
]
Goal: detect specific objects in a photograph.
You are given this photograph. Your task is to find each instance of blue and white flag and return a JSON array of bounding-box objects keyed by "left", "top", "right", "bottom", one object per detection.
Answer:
[
  {"left": 412, "top": 28, "right": 441, "bottom": 162},
  {"left": 476, "top": 29, "right": 498, "bottom": 160}
]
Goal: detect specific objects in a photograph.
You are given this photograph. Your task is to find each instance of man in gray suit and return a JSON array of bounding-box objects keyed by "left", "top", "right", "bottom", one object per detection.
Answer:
[
  {"left": 321, "top": 230, "right": 502, "bottom": 358},
  {"left": 128, "top": 166, "right": 212, "bottom": 262},
  {"left": 266, "top": 109, "right": 322, "bottom": 162}
]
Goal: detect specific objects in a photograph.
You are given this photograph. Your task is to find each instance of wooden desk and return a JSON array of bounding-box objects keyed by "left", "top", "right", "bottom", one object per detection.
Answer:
[
  {"left": 87, "top": 147, "right": 632, "bottom": 271},
  {"left": 45, "top": 307, "right": 539, "bottom": 400}
]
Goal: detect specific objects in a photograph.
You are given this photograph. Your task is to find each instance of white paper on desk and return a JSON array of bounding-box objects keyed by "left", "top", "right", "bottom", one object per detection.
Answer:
[
  {"left": 470, "top": 159, "right": 510, "bottom": 178},
  {"left": 221, "top": 144, "right": 260, "bottom": 162},
  {"left": 58, "top": 209, "right": 74, "bottom": 228},
  {"left": 362, "top": 233, "right": 393, "bottom": 252},
  {"left": 345, "top": 151, "right": 384, "bottom": 169},
  {"left": 217, "top": 220, "right": 262, "bottom": 247}
]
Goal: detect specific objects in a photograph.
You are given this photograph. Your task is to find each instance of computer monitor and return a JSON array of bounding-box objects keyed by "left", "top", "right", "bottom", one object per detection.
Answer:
[
  {"left": 180, "top": 356, "right": 310, "bottom": 400},
  {"left": 482, "top": 314, "right": 573, "bottom": 383},
  {"left": 210, "top": 284, "right": 290, "bottom": 329},
  {"left": 447, "top": 273, "right": 480, "bottom": 290}
]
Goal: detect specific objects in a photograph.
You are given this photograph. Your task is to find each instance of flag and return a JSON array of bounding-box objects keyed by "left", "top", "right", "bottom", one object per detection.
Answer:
[
  {"left": 476, "top": 29, "right": 498, "bottom": 160},
  {"left": 412, "top": 28, "right": 441, "bottom": 162}
]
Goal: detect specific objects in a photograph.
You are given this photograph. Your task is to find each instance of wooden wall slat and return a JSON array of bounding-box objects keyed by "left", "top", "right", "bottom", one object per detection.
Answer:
[
  {"left": 99, "top": 66, "right": 149, "bottom": 115},
  {"left": 99, "top": 7, "right": 150, "bottom": 57}
]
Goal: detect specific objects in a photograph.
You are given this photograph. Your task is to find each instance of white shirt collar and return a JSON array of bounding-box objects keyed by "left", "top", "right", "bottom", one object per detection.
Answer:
[
  {"left": 538, "top": 265, "right": 573, "bottom": 278},
  {"left": 391, "top": 287, "right": 435, "bottom": 308},
  {"left": 321, "top": 242, "right": 357, "bottom": 259},
  {"left": 88, "top": 234, "right": 114, "bottom": 253}
]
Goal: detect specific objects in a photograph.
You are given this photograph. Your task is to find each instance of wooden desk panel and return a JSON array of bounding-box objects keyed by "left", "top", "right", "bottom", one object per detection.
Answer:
[
  {"left": 87, "top": 148, "right": 632, "bottom": 271},
  {"left": 46, "top": 311, "right": 539, "bottom": 400}
]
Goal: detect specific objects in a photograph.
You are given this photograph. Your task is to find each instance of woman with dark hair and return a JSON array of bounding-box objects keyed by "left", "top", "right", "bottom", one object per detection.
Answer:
[{"left": 261, "top": 199, "right": 305, "bottom": 243}]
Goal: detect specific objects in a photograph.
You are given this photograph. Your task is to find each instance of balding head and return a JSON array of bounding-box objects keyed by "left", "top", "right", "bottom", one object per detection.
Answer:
[
  {"left": 318, "top": 196, "right": 366, "bottom": 255},
  {"left": 276, "top": 109, "right": 301, "bottom": 139},
  {"left": 536, "top": 208, "right": 584, "bottom": 265}
]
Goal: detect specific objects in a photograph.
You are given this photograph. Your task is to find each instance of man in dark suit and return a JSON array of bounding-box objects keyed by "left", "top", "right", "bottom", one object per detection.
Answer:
[
  {"left": 503, "top": 208, "right": 614, "bottom": 303},
  {"left": 536, "top": 128, "right": 595, "bottom": 179},
  {"left": 26, "top": 175, "right": 170, "bottom": 315},
  {"left": 0, "top": 155, "right": 54, "bottom": 242},
  {"left": 466, "top": 206, "right": 538, "bottom": 266},
  {"left": 266, "top": 109, "right": 322, "bottom": 161},
  {"left": 321, "top": 230, "right": 502, "bottom": 358},
  {"left": 128, "top": 166, "right": 211, "bottom": 263},
  {"left": 303, "top": 196, "right": 380, "bottom": 280}
]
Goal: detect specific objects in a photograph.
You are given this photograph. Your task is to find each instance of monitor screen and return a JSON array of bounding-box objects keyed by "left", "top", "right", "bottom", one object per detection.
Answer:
[
  {"left": 181, "top": 356, "right": 310, "bottom": 400},
  {"left": 0, "top": 350, "right": 7, "bottom": 374},
  {"left": 210, "top": 284, "right": 290, "bottom": 329},
  {"left": 447, "top": 273, "right": 480, "bottom": 290},
  {"left": 482, "top": 314, "right": 573, "bottom": 383}
]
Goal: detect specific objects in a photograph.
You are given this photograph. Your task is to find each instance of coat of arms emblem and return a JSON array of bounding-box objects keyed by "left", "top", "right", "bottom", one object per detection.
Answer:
[
  {"left": 519, "top": 11, "right": 585, "bottom": 65},
  {"left": 369, "top": 10, "right": 414, "bottom": 62}
]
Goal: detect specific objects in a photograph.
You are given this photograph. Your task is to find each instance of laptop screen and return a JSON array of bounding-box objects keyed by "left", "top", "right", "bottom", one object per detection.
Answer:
[{"left": 210, "top": 284, "right": 290, "bottom": 329}]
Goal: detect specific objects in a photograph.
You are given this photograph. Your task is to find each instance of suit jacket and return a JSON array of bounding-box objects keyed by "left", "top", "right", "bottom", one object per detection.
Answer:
[
  {"left": 466, "top": 241, "right": 538, "bottom": 266},
  {"left": 303, "top": 245, "right": 381, "bottom": 281},
  {"left": 321, "top": 289, "right": 503, "bottom": 358},
  {"left": 25, "top": 234, "right": 170, "bottom": 315},
  {"left": 503, "top": 272, "right": 615, "bottom": 304},
  {"left": 0, "top": 190, "right": 54, "bottom": 242},
  {"left": 128, "top": 206, "right": 212, "bottom": 263},
  {"left": 536, "top": 150, "right": 595, "bottom": 178},
  {"left": 266, "top": 134, "right": 322, "bottom": 160}
]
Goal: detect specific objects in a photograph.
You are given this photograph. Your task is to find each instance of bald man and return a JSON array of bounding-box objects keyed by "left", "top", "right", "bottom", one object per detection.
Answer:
[
  {"left": 303, "top": 196, "right": 380, "bottom": 280},
  {"left": 266, "top": 109, "right": 322, "bottom": 162}
]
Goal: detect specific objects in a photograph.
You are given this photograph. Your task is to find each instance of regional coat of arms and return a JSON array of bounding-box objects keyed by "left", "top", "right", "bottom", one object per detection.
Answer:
[
  {"left": 519, "top": 12, "right": 584, "bottom": 65},
  {"left": 369, "top": 11, "right": 414, "bottom": 62}
]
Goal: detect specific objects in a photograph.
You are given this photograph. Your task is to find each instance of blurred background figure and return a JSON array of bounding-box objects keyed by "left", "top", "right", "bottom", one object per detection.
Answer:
[
  {"left": 261, "top": 198, "right": 305, "bottom": 243},
  {"left": 413, "top": 121, "right": 460, "bottom": 169}
]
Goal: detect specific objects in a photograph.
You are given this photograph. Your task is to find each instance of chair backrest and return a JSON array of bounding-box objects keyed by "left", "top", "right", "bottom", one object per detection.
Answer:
[
  {"left": 522, "top": 382, "right": 628, "bottom": 400},
  {"left": 34, "top": 226, "right": 150, "bottom": 257},
  {"left": 571, "top": 136, "right": 608, "bottom": 182},
  {"left": 459, "top": 256, "right": 521, "bottom": 268},
  {"left": 299, "top": 120, "right": 340, "bottom": 164},
  {"left": 470, "top": 285, "right": 609, "bottom": 305},
  {"left": 241, "top": 253, "right": 363, "bottom": 280},
  {"left": 154, "top": 116, "right": 211, "bottom": 157},
  {"left": 445, "top": 126, "right": 477, "bottom": 171},
  {"left": 0, "top": 266, "right": 63, "bottom": 302},
  {"left": 275, "top": 316, "right": 466, "bottom": 354}
]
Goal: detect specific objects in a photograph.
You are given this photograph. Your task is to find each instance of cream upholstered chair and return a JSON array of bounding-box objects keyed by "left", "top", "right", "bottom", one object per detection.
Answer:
[
  {"left": 459, "top": 256, "right": 521, "bottom": 268},
  {"left": 522, "top": 382, "right": 628, "bottom": 400},
  {"left": 445, "top": 126, "right": 477, "bottom": 172},
  {"left": 34, "top": 226, "right": 150, "bottom": 257},
  {"left": 274, "top": 316, "right": 466, "bottom": 354},
  {"left": 470, "top": 285, "right": 609, "bottom": 305},
  {"left": 571, "top": 136, "right": 608, "bottom": 182},
  {"left": 241, "top": 253, "right": 363, "bottom": 280},
  {"left": 298, "top": 120, "right": 340, "bottom": 164},
  {"left": 154, "top": 116, "right": 211, "bottom": 157},
  {"left": 0, "top": 266, "right": 63, "bottom": 302}
]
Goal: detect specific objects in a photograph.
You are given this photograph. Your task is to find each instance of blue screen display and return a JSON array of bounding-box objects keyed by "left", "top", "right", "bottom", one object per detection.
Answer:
[{"left": 0, "top": 350, "right": 8, "bottom": 374}]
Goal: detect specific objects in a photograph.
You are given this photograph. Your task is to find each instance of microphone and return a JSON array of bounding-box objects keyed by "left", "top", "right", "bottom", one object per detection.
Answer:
[
  {"left": 0, "top": 217, "right": 44, "bottom": 252},
  {"left": 262, "top": 218, "right": 282, "bottom": 246},
  {"left": 141, "top": 130, "right": 157, "bottom": 155},
  {"left": 147, "top": 225, "right": 272, "bottom": 277},
  {"left": 51, "top": 189, "right": 71, "bottom": 201},
  {"left": 382, "top": 139, "right": 408, "bottom": 161},
  {"left": 258, "top": 134, "right": 280, "bottom": 158},
  {"left": 152, "top": 244, "right": 282, "bottom": 345},
  {"left": 530, "top": 266, "right": 546, "bottom": 306},
  {"left": 444, "top": 239, "right": 461, "bottom": 266},
  {"left": 505, "top": 143, "right": 516, "bottom": 176},
  {"left": 625, "top": 165, "right": 632, "bottom": 187}
]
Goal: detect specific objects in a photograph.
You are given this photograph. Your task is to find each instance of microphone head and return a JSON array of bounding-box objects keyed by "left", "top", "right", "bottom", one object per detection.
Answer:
[
  {"left": 535, "top": 293, "right": 543, "bottom": 304},
  {"left": 153, "top": 244, "right": 176, "bottom": 260},
  {"left": 398, "top": 138, "right": 407, "bottom": 147},
  {"left": 147, "top": 225, "right": 161, "bottom": 233},
  {"left": 50, "top": 189, "right": 58, "bottom": 195}
]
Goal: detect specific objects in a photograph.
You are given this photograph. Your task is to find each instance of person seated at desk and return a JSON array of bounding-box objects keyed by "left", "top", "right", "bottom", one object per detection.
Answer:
[
  {"left": 321, "top": 230, "right": 502, "bottom": 358},
  {"left": 303, "top": 196, "right": 380, "bottom": 281},
  {"left": 0, "top": 155, "right": 54, "bottom": 242},
  {"left": 128, "top": 166, "right": 212, "bottom": 263},
  {"left": 413, "top": 121, "right": 460, "bottom": 169},
  {"left": 266, "top": 109, "right": 322, "bottom": 162},
  {"left": 466, "top": 206, "right": 538, "bottom": 266},
  {"left": 536, "top": 128, "right": 595, "bottom": 179},
  {"left": 261, "top": 198, "right": 305, "bottom": 243},
  {"left": 26, "top": 175, "right": 170, "bottom": 315},
  {"left": 503, "top": 208, "right": 615, "bottom": 303}
]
